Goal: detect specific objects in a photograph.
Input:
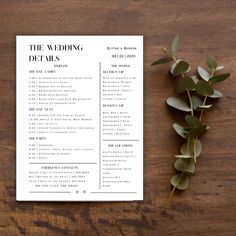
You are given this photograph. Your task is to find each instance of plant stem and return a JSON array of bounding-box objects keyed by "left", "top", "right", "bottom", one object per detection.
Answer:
[
  {"left": 187, "top": 90, "right": 194, "bottom": 116},
  {"left": 162, "top": 171, "right": 184, "bottom": 212},
  {"left": 161, "top": 50, "right": 194, "bottom": 212},
  {"left": 162, "top": 137, "right": 190, "bottom": 212},
  {"left": 199, "top": 69, "right": 214, "bottom": 121},
  {"left": 199, "top": 96, "right": 207, "bottom": 121}
]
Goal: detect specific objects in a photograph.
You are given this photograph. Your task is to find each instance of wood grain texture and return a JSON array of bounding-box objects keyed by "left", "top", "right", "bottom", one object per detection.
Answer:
[{"left": 0, "top": 0, "right": 236, "bottom": 235}]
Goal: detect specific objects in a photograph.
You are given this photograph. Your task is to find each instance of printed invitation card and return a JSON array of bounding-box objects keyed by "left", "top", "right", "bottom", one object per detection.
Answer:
[{"left": 16, "top": 36, "right": 143, "bottom": 201}]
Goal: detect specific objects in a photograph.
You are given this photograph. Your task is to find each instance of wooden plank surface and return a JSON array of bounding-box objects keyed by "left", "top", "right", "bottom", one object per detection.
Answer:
[{"left": 0, "top": 0, "right": 236, "bottom": 235}]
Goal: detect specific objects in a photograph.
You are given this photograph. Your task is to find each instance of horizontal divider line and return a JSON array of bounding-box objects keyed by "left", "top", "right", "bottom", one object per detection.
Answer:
[
  {"left": 29, "top": 163, "right": 97, "bottom": 164},
  {"left": 103, "top": 139, "right": 139, "bottom": 141},
  {"left": 90, "top": 192, "right": 137, "bottom": 194},
  {"left": 29, "top": 191, "right": 71, "bottom": 193}
]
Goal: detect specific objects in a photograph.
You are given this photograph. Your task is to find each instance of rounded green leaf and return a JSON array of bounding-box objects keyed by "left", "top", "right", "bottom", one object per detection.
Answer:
[
  {"left": 207, "top": 56, "right": 217, "bottom": 69},
  {"left": 173, "top": 123, "right": 187, "bottom": 138},
  {"left": 183, "top": 127, "right": 192, "bottom": 132},
  {"left": 198, "top": 66, "right": 210, "bottom": 81},
  {"left": 209, "top": 90, "right": 223, "bottom": 98},
  {"left": 187, "top": 125, "right": 207, "bottom": 138},
  {"left": 181, "top": 139, "right": 202, "bottom": 157},
  {"left": 174, "top": 159, "right": 195, "bottom": 175},
  {"left": 173, "top": 61, "right": 190, "bottom": 76},
  {"left": 170, "top": 174, "right": 189, "bottom": 190},
  {"left": 216, "top": 65, "right": 224, "bottom": 71},
  {"left": 176, "top": 76, "right": 195, "bottom": 93},
  {"left": 185, "top": 115, "right": 201, "bottom": 127},
  {"left": 171, "top": 35, "right": 179, "bottom": 57},
  {"left": 151, "top": 57, "right": 173, "bottom": 66},
  {"left": 191, "top": 95, "right": 202, "bottom": 109},
  {"left": 170, "top": 59, "right": 182, "bottom": 74},
  {"left": 196, "top": 104, "right": 213, "bottom": 112},
  {"left": 191, "top": 75, "right": 199, "bottom": 84},
  {"left": 167, "top": 97, "right": 191, "bottom": 112},
  {"left": 175, "top": 154, "right": 193, "bottom": 158},
  {"left": 209, "top": 73, "right": 230, "bottom": 83},
  {"left": 195, "top": 80, "right": 214, "bottom": 96}
]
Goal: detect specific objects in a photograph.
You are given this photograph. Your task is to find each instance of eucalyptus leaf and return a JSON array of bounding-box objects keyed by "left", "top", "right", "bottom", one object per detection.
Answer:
[
  {"left": 209, "top": 90, "right": 223, "bottom": 98},
  {"left": 151, "top": 57, "right": 173, "bottom": 66},
  {"left": 195, "top": 80, "right": 214, "bottom": 96},
  {"left": 173, "top": 61, "right": 190, "bottom": 76},
  {"left": 183, "top": 127, "right": 192, "bottom": 132},
  {"left": 187, "top": 125, "right": 207, "bottom": 137},
  {"left": 209, "top": 73, "right": 230, "bottom": 83},
  {"left": 181, "top": 139, "right": 202, "bottom": 157},
  {"left": 175, "top": 154, "right": 193, "bottom": 159},
  {"left": 191, "top": 75, "right": 199, "bottom": 84},
  {"left": 170, "top": 174, "right": 189, "bottom": 190},
  {"left": 171, "top": 35, "right": 179, "bottom": 57},
  {"left": 207, "top": 55, "right": 217, "bottom": 69},
  {"left": 185, "top": 115, "right": 201, "bottom": 127},
  {"left": 173, "top": 123, "right": 187, "bottom": 138},
  {"left": 196, "top": 104, "right": 213, "bottom": 112},
  {"left": 170, "top": 59, "right": 191, "bottom": 75},
  {"left": 191, "top": 95, "right": 202, "bottom": 109},
  {"left": 174, "top": 159, "right": 195, "bottom": 175},
  {"left": 167, "top": 97, "right": 191, "bottom": 112},
  {"left": 216, "top": 65, "right": 224, "bottom": 71},
  {"left": 170, "top": 59, "right": 181, "bottom": 74},
  {"left": 176, "top": 76, "right": 195, "bottom": 93},
  {"left": 198, "top": 66, "right": 210, "bottom": 81}
]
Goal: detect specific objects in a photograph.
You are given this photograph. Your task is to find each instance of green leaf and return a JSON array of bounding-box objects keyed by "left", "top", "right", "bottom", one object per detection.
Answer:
[
  {"left": 185, "top": 115, "right": 201, "bottom": 127},
  {"left": 175, "top": 154, "right": 193, "bottom": 159},
  {"left": 187, "top": 125, "right": 207, "bottom": 138},
  {"left": 173, "top": 61, "right": 190, "bottom": 76},
  {"left": 176, "top": 76, "right": 195, "bottom": 93},
  {"left": 173, "top": 123, "right": 187, "bottom": 138},
  {"left": 174, "top": 159, "right": 195, "bottom": 175},
  {"left": 209, "top": 90, "right": 223, "bottom": 98},
  {"left": 170, "top": 174, "right": 189, "bottom": 190},
  {"left": 183, "top": 127, "right": 192, "bottom": 132},
  {"left": 209, "top": 73, "right": 230, "bottom": 83},
  {"left": 198, "top": 66, "right": 210, "bottom": 81},
  {"left": 207, "top": 55, "right": 217, "bottom": 69},
  {"left": 181, "top": 139, "right": 202, "bottom": 157},
  {"left": 170, "top": 59, "right": 181, "bottom": 74},
  {"left": 151, "top": 57, "right": 173, "bottom": 66},
  {"left": 171, "top": 35, "right": 179, "bottom": 57},
  {"left": 196, "top": 104, "right": 213, "bottom": 112},
  {"left": 195, "top": 80, "right": 214, "bottom": 96},
  {"left": 191, "top": 95, "right": 202, "bottom": 109},
  {"left": 191, "top": 75, "right": 199, "bottom": 84},
  {"left": 167, "top": 97, "right": 191, "bottom": 112},
  {"left": 216, "top": 65, "right": 224, "bottom": 71}
]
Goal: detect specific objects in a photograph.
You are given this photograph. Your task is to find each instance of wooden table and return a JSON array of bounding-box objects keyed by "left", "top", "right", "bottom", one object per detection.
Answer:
[{"left": 0, "top": 1, "right": 235, "bottom": 235}]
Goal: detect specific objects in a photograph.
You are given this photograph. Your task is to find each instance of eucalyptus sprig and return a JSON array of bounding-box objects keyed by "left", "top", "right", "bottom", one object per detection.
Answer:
[{"left": 151, "top": 35, "right": 230, "bottom": 212}]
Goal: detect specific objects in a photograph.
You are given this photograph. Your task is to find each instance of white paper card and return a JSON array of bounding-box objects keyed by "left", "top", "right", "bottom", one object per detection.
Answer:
[{"left": 16, "top": 36, "right": 143, "bottom": 201}]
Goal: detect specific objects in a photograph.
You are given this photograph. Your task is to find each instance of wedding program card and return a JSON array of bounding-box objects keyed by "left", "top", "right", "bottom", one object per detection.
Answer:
[{"left": 16, "top": 36, "right": 143, "bottom": 201}]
